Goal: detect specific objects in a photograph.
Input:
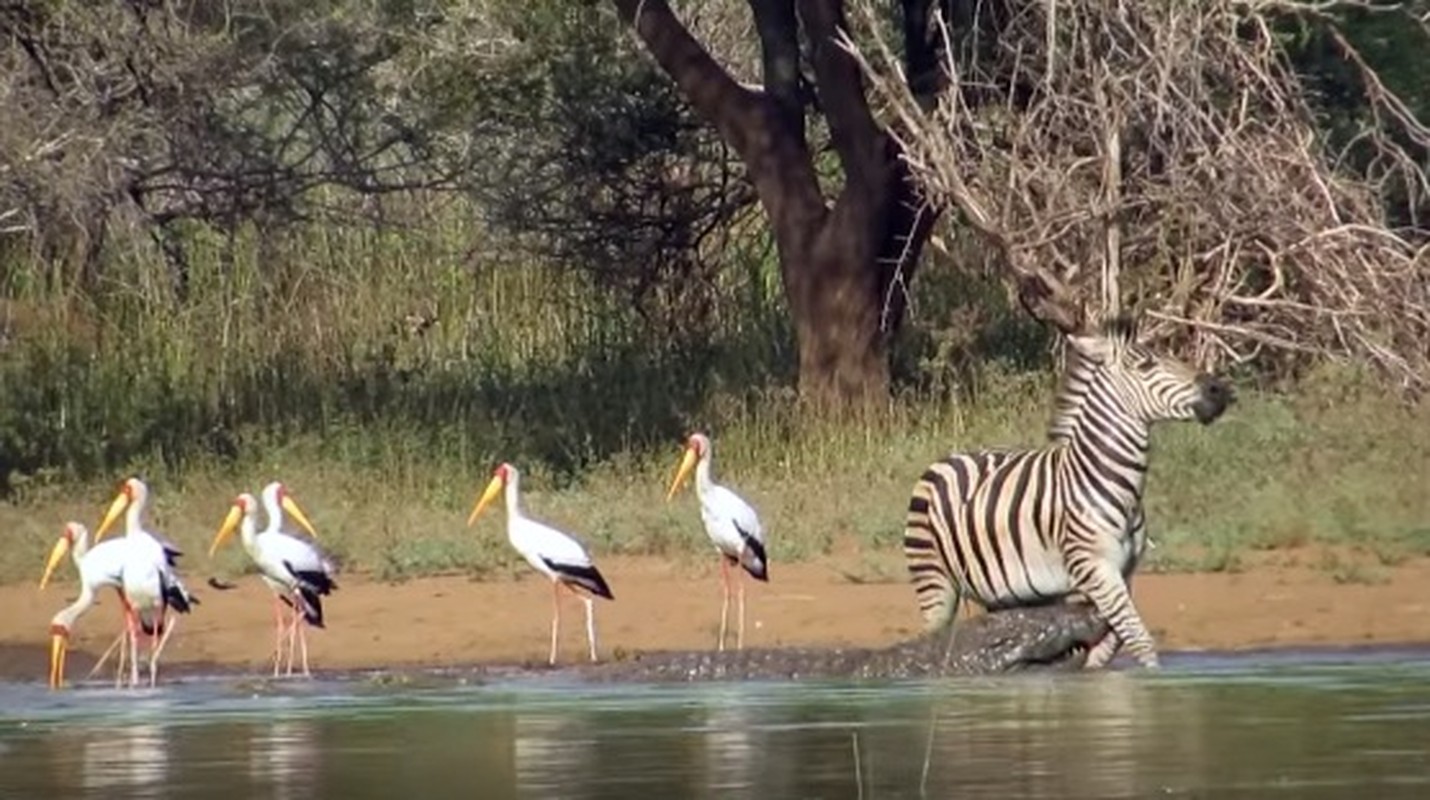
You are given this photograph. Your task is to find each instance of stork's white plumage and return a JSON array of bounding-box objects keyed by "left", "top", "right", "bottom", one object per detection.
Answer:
[
  {"left": 90, "top": 476, "right": 198, "bottom": 686},
  {"left": 666, "top": 432, "right": 768, "bottom": 651},
  {"left": 41, "top": 521, "right": 192, "bottom": 689},
  {"left": 94, "top": 477, "right": 183, "bottom": 566},
  {"left": 467, "top": 463, "right": 614, "bottom": 665},
  {"left": 41, "top": 522, "right": 124, "bottom": 689},
  {"left": 210, "top": 482, "right": 334, "bottom": 677}
]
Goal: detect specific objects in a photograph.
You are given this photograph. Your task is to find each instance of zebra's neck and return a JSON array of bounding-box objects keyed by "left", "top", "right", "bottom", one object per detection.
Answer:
[
  {"left": 1047, "top": 345, "right": 1090, "bottom": 444},
  {"left": 1060, "top": 379, "right": 1151, "bottom": 521}
]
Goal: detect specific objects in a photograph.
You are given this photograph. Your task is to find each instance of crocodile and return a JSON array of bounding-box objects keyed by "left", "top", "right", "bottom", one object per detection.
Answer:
[{"left": 576, "top": 603, "right": 1110, "bottom": 683}]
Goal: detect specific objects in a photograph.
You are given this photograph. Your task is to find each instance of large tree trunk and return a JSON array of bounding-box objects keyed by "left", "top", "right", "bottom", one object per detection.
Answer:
[
  {"left": 611, "top": 0, "right": 941, "bottom": 407},
  {"left": 783, "top": 233, "right": 892, "bottom": 404}
]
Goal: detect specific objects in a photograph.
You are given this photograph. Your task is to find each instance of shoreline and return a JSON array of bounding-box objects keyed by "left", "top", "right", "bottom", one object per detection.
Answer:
[{"left": 5, "top": 552, "right": 1428, "bottom": 685}]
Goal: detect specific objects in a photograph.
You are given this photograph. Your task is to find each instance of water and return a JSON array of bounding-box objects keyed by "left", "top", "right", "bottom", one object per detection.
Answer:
[{"left": 2, "top": 649, "right": 1429, "bottom": 799}]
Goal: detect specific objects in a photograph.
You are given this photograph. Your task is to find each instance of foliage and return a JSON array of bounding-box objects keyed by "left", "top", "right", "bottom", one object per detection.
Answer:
[
  {"left": 452, "top": 0, "right": 758, "bottom": 335},
  {"left": 0, "top": 0, "right": 475, "bottom": 294},
  {"left": 849, "top": 0, "right": 1430, "bottom": 391},
  {"left": 1277, "top": 1, "right": 1430, "bottom": 229},
  {"left": 0, "top": 0, "right": 1427, "bottom": 497},
  {"left": 4, "top": 361, "right": 1427, "bottom": 586}
]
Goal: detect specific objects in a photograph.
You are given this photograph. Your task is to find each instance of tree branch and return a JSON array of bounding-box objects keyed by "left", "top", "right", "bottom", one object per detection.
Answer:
[
  {"left": 900, "top": 0, "right": 945, "bottom": 111},
  {"left": 750, "top": 0, "right": 805, "bottom": 132},
  {"left": 610, "top": 0, "right": 763, "bottom": 158},
  {"left": 797, "top": 0, "right": 888, "bottom": 193}
]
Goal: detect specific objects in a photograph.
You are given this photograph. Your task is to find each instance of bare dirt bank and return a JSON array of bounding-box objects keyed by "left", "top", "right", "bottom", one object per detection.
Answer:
[{"left": 3, "top": 551, "right": 1427, "bottom": 683}]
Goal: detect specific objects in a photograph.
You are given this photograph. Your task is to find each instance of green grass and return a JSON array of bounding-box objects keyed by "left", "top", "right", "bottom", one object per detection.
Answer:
[
  {"left": 3, "top": 363, "right": 1428, "bottom": 589},
  {"left": 2, "top": 204, "right": 1428, "bottom": 588}
]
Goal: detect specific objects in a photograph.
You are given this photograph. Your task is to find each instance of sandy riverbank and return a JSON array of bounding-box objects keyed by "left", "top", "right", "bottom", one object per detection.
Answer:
[{"left": 3, "top": 551, "right": 1427, "bottom": 683}]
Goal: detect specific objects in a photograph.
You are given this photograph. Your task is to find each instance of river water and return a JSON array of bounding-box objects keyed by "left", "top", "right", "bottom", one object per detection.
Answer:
[{"left": 1, "top": 648, "right": 1428, "bottom": 798}]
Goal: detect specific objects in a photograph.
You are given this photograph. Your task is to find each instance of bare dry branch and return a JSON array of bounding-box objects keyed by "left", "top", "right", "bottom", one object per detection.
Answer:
[{"left": 843, "top": 0, "right": 1430, "bottom": 389}]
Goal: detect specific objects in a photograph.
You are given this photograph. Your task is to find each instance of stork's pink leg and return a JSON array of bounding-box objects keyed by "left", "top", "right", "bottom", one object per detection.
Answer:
[
  {"left": 88, "top": 589, "right": 131, "bottom": 685},
  {"left": 150, "top": 613, "right": 179, "bottom": 687},
  {"left": 271, "top": 594, "right": 286, "bottom": 677},
  {"left": 284, "top": 603, "right": 301, "bottom": 677},
  {"left": 86, "top": 630, "right": 126, "bottom": 683},
  {"left": 736, "top": 568, "right": 747, "bottom": 651},
  {"left": 717, "top": 557, "right": 732, "bottom": 652},
  {"left": 120, "top": 599, "right": 140, "bottom": 689},
  {"left": 548, "top": 581, "right": 561, "bottom": 666},
  {"left": 296, "top": 618, "right": 311, "bottom": 677}
]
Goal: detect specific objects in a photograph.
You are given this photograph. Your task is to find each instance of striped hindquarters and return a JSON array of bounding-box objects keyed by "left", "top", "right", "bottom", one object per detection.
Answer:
[{"left": 903, "top": 449, "right": 1069, "bottom": 631}]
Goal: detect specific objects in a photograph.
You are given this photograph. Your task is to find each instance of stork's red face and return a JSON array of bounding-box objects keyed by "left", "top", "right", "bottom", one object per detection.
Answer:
[
  {"left": 666, "top": 432, "right": 710, "bottom": 501},
  {"left": 210, "top": 492, "right": 257, "bottom": 558},
  {"left": 95, "top": 476, "right": 147, "bottom": 543},
  {"left": 40, "top": 523, "right": 82, "bottom": 591},
  {"left": 468, "top": 463, "right": 514, "bottom": 527}
]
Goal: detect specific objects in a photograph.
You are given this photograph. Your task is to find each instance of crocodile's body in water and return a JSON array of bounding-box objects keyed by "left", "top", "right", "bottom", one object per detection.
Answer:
[
  {"left": 575, "top": 603, "right": 1110, "bottom": 683},
  {"left": 0, "top": 602, "right": 1109, "bottom": 687}
]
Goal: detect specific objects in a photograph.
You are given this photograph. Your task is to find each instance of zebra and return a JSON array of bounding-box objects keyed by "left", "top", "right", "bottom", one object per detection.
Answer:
[{"left": 902, "top": 313, "right": 1233, "bottom": 668}]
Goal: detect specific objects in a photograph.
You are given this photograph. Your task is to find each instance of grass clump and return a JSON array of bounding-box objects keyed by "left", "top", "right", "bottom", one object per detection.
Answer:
[{"left": 3, "top": 209, "right": 1428, "bottom": 589}]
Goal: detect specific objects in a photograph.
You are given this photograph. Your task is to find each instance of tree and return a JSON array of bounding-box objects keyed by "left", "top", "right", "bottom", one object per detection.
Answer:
[
  {"left": 608, "top": 0, "right": 949, "bottom": 407},
  {"left": 849, "top": 0, "right": 1430, "bottom": 390},
  {"left": 0, "top": 1, "right": 471, "bottom": 295}
]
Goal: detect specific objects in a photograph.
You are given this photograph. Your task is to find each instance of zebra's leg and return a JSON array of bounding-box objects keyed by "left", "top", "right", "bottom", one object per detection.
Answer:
[
  {"left": 1083, "top": 568, "right": 1142, "bottom": 668},
  {"left": 937, "top": 585, "right": 967, "bottom": 668},
  {"left": 1069, "top": 557, "right": 1159, "bottom": 668},
  {"left": 1082, "top": 632, "right": 1122, "bottom": 669}
]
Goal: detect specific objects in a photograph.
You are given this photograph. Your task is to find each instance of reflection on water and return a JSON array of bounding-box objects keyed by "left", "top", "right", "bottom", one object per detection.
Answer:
[
  {"left": 514, "top": 713, "right": 591, "bottom": 797},
  {"left": 699, "top": 692, "right": 758, "bottom": 793},
  {"left": 81, "top": 722, "right": 168, "bottom": 795},
  {"left": 250, "top": 720, "right": 318, "bottom": 800},
  {"left": 2, "top": 652, "right": 1430, "bottom": 799}
]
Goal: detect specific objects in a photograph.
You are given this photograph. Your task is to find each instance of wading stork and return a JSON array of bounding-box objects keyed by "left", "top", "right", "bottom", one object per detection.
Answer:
[
  {"left": 467, "top": 463, "right": 614, "bottom": 666},
  {"left": 41, "top": 522, "right": 124, "bottom": 689},
  {"left": 41, "top": 521, "right": 193, "bottom": 689},
  {"left": 210, "top": 482, "right": 333, "bottom": 677},
  {"left": 91, "top": 476, "right": 198, "bottom": 685},
  {"left": 666, "top": 432, "right": 768, "bottom": 651}
]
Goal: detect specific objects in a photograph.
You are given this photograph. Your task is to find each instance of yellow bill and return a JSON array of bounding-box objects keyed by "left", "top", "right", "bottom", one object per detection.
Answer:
[
  {"left": 665, "top": 446, "right": 698, "bottom": 502},
  {"left": 467, "top": 475, "right": 504, "bottom": 527},
  {"left": 281, "top": 494, "right": 319, "bottom": 539},
  {"left": 49, "top": 630, "right": 67, "bottom": 690},
  {"left": 39, "top": 536, "right": 72, "bottom": 590},
  {"left": 93, "top": 490, "right": 129, "bottom": 542},
  {"left": 209, "top": 504, "right": 244, "bottom": 558}
]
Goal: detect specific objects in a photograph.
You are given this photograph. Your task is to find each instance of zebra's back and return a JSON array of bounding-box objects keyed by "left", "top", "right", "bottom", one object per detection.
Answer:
[{"left": 904, "top": 447, "right": 1072, "bottom": 631}]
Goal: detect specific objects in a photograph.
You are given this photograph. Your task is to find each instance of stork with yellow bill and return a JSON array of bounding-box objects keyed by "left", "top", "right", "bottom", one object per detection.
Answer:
[
  {"left": 666, "top": 432, "right": 768, "bottom": 651},
  {"left": 210, "top": 482, "right": 334, "bottom": 677},
  {"left": 468, "top": 462, "right": 614, "bottom": 666},
  {"left": 41, "top": 520, "right": 194, "bottom": 689}
]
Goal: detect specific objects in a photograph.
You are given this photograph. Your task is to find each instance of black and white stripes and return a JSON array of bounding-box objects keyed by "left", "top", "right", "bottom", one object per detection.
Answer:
[{"left": 903, "top": 314, "right": 1233, "bottom": 668}]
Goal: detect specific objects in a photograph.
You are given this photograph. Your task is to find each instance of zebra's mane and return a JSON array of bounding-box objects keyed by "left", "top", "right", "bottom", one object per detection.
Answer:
[{"left": 1046, "top": 312, "right": 1141, "bottom": 444}]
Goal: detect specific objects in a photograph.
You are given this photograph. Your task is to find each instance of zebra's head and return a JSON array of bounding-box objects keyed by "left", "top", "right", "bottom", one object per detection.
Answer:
[{"left": 1066, "top": 313, "right": 1233, "bottom": 425}]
